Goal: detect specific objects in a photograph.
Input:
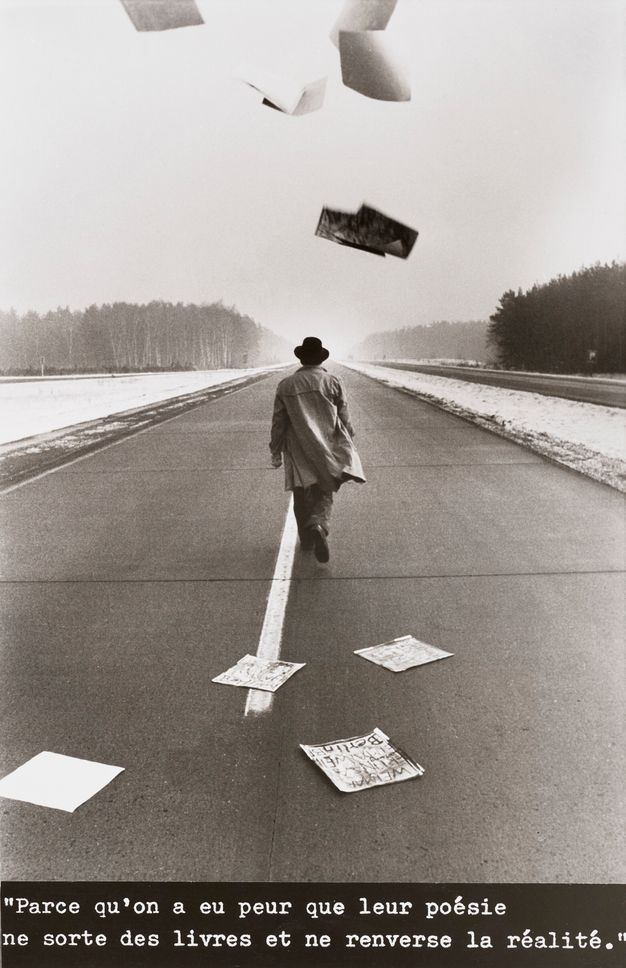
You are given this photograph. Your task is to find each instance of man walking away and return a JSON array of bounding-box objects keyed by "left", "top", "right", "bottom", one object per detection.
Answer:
[{"left": 269, "top": 337, "right": 366, "bottom": 563}]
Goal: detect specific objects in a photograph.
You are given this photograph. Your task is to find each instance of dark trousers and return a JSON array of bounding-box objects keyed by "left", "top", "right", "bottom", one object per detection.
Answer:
[{"left": 293, "top": 483, "right": 334, "bottom": 537}]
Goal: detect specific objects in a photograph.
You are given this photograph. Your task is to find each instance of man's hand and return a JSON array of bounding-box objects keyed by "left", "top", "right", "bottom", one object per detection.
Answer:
[{"left": 271, "top": 454, "right": 282, "bottom": 469}]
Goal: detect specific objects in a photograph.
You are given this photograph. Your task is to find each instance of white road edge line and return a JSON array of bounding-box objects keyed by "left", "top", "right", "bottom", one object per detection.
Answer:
[{"left": 245, "top": 495, "right": 298, "bottom": 717}]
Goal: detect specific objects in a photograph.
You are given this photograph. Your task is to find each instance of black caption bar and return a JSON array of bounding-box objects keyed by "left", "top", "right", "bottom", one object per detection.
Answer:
[{"left": 1, "top": 882, "right": 625, "bottom": 967}]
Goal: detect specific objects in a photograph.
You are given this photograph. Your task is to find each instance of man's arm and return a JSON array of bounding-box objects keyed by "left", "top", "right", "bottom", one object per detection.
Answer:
[
  {"left": 335, "top": 378, "right": 355, "bottom": 438},
  {"left": 269, "top": 390, "right": 288, "bottom": 465}
]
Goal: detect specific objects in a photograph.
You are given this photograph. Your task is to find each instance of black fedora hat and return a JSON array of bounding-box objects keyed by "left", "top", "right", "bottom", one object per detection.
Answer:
[{"left": 294, "top": 336, "right": 329, "bottom": 365}]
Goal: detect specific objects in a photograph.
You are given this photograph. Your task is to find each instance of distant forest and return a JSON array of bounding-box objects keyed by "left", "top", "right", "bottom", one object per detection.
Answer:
[
  {"left": 352, "top": 261, "right": 625, "bottom": 373},
  {"left": 0, "top": 301, "right": 291, "bottom": 374},
  {"left": 351, "top": 319, "right": 489, "bottom": 362},
  {"left": 3, "top": 262, "right": 623, "bottom": 376},
  {"left": 488, "top": 262, "right": 625, "bottom": 372}
]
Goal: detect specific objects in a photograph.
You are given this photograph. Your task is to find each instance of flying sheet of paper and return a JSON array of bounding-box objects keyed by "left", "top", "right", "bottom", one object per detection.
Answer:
[
  {"left": 355, "top": 635, "right": 454, "bottom": 672},
  {"left": 120, "top": 1, "right": 204, "bottom": 32},
  {"left": 356, "top": 204, "right": 418, "bottom": 256},
  {"left": 315, "top": 206, "right": 389, "bottom": 255},
  {"left": 290, "top": 77, "right": 328, "bottom": 116},
  {"left": 239, "top": 67, "right": 305, "bottom": 115},
  {"left": 315, "top": 205, "right": 373, "bottom": 250},
  {"left": 329, "top": 0, "right": 398, "bottom": 48},
  {"left": 262, "top": 77, "right": 327, "bottom": 116},
  {"left": 213, "top": 654, "right": 305, "bottom": 692},
  {"left": 315, "top": 203, "right": 418, "bottom": 259},
  {"left": 0, "top": 751, "right": 124, "bottom": 812},
  {"left": 301, "top": 727, "right": 424, "bottom": 793},
  {"left": 339, "top": 30, "right": 411, "bottom": 101}
]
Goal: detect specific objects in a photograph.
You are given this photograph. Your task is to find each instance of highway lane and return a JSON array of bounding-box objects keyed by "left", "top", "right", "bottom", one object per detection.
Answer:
[
  {"left": 0, "top": 366, "right": 624, "bottom": 881},
  {"left": 369, "top": 361, "right": 626, "bottom": 408}
]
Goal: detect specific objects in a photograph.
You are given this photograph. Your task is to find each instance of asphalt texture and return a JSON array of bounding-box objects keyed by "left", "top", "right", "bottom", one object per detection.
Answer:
[
  {"left": 0, "top": 366, "right": 624, "bottom": 882},
  {"left": 371, "top": 361, "right": 626, "bottom": 408}
]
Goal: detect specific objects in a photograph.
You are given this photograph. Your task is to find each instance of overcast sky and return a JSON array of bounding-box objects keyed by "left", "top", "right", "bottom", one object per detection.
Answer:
[{"left": 0, "top": 0, "right": 623, "bottom": 354}]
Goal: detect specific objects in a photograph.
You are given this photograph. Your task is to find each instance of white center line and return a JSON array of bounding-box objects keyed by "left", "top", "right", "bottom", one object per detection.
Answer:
[{"left": 245, "top": 495, "right": 299, "bottom": 717}]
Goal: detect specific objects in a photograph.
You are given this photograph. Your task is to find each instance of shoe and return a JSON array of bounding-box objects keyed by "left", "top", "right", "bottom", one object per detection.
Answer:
[{"left": 311, "top": 524, "right": 330, "bottom": 563}]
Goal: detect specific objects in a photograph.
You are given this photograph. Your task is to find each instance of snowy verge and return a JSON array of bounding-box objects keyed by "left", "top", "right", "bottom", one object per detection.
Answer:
[
  {"left": 343, "top": 362, "right": 626, "bottom": 492},
  {"left": 0, "top": 368, "right": 286, "bottom": 490},
  {"left": 0, "top": 366, "right": 286, "bottom": 447},
  {"left": 380, "top": 359, "right": 626, "bottom": 382}
]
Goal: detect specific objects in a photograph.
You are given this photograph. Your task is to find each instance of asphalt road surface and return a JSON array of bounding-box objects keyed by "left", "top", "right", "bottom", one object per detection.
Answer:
[
  {"left": 0, "top": 366, "right": 624, "bottom": 882},
  {"left": 370, "top": 361, "right": 626, "bottom": 408}
]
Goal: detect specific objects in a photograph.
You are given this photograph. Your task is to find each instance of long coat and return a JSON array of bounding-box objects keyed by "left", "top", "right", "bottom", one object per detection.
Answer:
[{"left": 270, "top": 365, "right": 366, "bottom": 492}]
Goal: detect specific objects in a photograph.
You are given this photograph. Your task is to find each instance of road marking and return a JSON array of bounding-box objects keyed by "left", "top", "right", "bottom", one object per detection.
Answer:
[{"left": 245, "top": 495, "right": 298, "bottom": 717}]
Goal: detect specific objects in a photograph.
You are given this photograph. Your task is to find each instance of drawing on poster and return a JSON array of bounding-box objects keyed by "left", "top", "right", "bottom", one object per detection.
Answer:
[
  {"left": 315, "top": 203, "right": 418, "bottom": 258},
  {"left": 0, "top": 751, "right": 124, "bottom": 812},
  {"left": 355, "top": 634, "right": 454, "bottom": 672},
  {"left": 120, "top": 0, "right": 204, "bottom": 32},
  {"left": 213, "top": 654, "right": 305, "bottom": 692},
  {"left": 300, "top": 727, "right": 424, "bottom": 793}
]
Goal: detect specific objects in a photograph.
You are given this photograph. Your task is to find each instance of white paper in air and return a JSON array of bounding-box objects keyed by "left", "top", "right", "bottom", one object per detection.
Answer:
[
  {"left": 120, "top": 0, "right": 204, "bottom": 32},
  {"left": 238, "top": 67, "right": 306, "bottom": 115},
  {"left": 329, "top": 0, "right": 398, "bottom": 48},
  {"left": 339, "top": 30, "right": 411, "bottom": 102},
  {"left": 289, "top": 77, "right": 328, "bottom": 116}
]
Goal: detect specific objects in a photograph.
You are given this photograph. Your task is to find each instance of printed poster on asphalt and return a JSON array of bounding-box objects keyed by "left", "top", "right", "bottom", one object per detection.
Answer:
[
  {"left": 300, "top": 727, "right": 424, "bottom": 793},
  {"left": 355, "top": 634, "right": 454, "bottom": 672},
  {"left": 212, "top": 654, "right": 305, "bottom": 692}
]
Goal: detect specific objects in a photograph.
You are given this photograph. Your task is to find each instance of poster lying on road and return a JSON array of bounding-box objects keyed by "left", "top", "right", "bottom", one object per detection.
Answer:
[
  {"left": 355, "top": 634, "right": 454, "bottom": 672},
  {"left": 212, "top": 654, "right": 305, "bottom": 692},
  {"left": 300, "top": 727, "right": 424, "bottom": 793}
]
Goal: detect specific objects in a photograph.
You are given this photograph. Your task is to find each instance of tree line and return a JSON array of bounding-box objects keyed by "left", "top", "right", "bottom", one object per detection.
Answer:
[
  {"left": 351, "top": 319, "right": 490, "bottom": 362},
  {"left": 0, "top": 301, "right": 291, "bottom": 374},
  {"left": 488, "top": 262, "right": 625, "bottom": 372},
  {"left": 351, "top": 261, "right": 625, "bottom": 373}
]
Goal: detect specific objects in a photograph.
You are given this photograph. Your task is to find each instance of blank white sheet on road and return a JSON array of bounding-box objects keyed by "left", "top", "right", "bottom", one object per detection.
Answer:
[
  {"left": 120, "top": 0, "right": 204, "bottom": 31},
  {"left": 355, "top": 635, "right": 454, "bottom": 672},
  {"left": 329, "top": 0, "right": 398, "bottom": 48},
  {"left": 339, "top": 30, "right": 411, "bottom": 101},
  {"left": 301, "top": 727, "right": 424, "bottom": 793},
  {"left": 0, "top": 751, "right": 124, "bottom": 812},
  {"left": 213, "top": 654, "right": 305, "bottom": 692}
]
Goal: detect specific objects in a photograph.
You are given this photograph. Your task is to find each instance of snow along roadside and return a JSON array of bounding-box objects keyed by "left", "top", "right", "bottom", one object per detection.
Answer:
[
  {"left": 343, "top": 362, "right": 626, "bottom": 493},
  {"left": 0, "top": 367, "right": 289, "bottom": 491},
  {"left": 0, "top": 366, "right": 287, "bottom": 447}
]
